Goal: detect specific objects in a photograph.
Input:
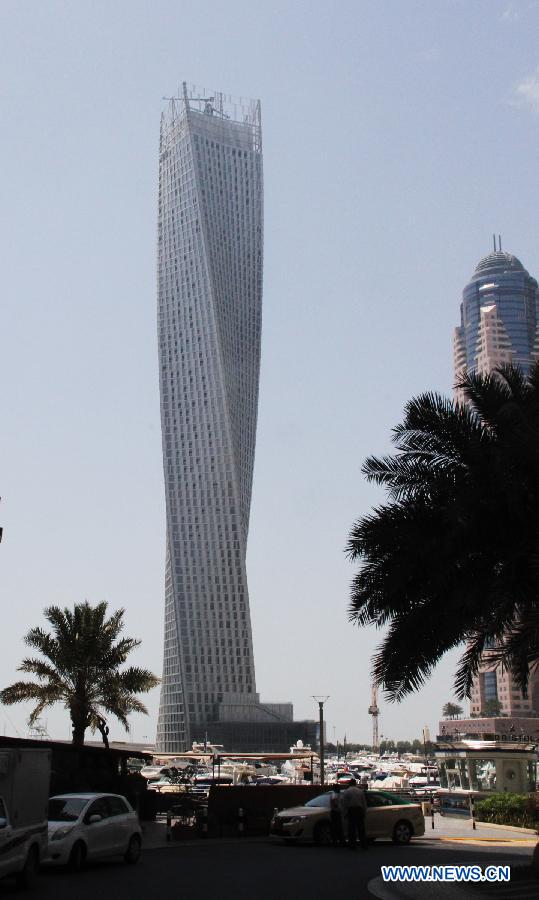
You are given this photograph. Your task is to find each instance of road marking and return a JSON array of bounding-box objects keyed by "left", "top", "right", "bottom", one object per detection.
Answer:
[{"left": 437, "top": 837, "right": 536, "bottom": 846}]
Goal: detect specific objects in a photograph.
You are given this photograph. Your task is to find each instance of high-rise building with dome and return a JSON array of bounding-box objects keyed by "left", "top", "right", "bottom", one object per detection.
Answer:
[
  {"left": 453, "top": 243, "right": 539, "bottom": 719},
  {"left": 155, "top": 85, "right": 313, "bottom": 753},
  {"left": 453, "top": 243, "right": 539, "bottom": 400}
]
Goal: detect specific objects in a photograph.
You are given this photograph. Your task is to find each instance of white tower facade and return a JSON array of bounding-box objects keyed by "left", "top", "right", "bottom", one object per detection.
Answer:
[{"left": 156, "top": 85, "right": 263, "bottom": 752}]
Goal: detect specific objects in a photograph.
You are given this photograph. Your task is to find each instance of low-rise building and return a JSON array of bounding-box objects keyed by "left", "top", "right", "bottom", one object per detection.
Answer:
[
  {"left": 438, "top": 716, "right": 539, "bottom": 743},
  {"left": 189, "top": 719, "right": 317, "bottom": 753}
]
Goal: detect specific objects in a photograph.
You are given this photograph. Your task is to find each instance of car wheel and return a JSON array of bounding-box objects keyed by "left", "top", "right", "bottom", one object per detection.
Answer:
[
  {"left": 124, "top": 834, "right": 142, "bottom": 864},
  {"left": 68, "top": 841, "right": 86, "bottom": 872},
  {"left": 392, "top": 820, "right": 413, "bottom": 845},
  {"left": 313, "top": 821, "right": 333, "bottom": 846}
]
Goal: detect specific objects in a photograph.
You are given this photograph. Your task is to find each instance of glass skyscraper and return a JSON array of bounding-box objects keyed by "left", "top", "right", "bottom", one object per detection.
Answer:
[
  {"left": 453, "top": 245, "right": 539, "bottom": 718},
  {"left": 155, "top": 85, "right": 265, "bottom": 752},
  {"left": 453, "top": 246, "right": 539, "bottom": 395}
]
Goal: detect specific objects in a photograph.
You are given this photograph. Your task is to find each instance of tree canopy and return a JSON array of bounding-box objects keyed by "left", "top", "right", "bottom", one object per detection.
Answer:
[
  {"left": 347, "top": 364, "right": 539, "bottom": 702},
  {"left": 0, "top": 601, "right": 160, "bottom": 745},
  {"left": 481, "top": 698, "right": 503, "bottom": 717},
  {"left": 442, "top": 702, "right": 463, "bottom": 719}
]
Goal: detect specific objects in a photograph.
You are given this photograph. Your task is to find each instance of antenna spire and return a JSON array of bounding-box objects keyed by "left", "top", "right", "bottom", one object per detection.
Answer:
[
  {"left": 498, "top": 234, "right": 502, "bottom": 251},
  {"left": 493, "top": 234, "right": 496, "bottom": 252}
]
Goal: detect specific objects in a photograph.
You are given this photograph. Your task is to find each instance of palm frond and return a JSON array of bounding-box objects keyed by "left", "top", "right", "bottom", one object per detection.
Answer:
[
  {"left": 347, "top": 363, "right": 539, "bottom": 700},
  {"left": 0, "top": 680, "right": 64, "bottom": 706},
  {"left": 17, "top": 657, "right": 68, "bottom": 687},
  {"left": 114, "top": 667, "right": 160, "bottom": 693},
  {"left": 2, "top": 600, "right": 159, "bottom": 744}
]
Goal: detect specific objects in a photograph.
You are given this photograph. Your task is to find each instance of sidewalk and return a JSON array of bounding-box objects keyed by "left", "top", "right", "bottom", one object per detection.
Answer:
[
  {"left": 421, "top": 814, "right": 537, "bottom": 846},
  {"left": 140, "top": 819, "right": 267, "bottom": 849},
  {"left": 141, "top": 818, "right": 209, "bottom": 849}
]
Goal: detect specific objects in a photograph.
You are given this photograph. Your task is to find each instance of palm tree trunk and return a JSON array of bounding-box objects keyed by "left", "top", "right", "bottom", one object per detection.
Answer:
[
  {"left": 72, "top": 721, "right": 86, "bottom": 745},
  {"left": 96, "top": 717, "right": 110, "bottom": 749}
]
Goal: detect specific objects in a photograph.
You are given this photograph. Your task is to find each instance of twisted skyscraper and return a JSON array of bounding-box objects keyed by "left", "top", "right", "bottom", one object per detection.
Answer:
[{"left": 155, "top": 85, "right": 263, "bottom": 752}]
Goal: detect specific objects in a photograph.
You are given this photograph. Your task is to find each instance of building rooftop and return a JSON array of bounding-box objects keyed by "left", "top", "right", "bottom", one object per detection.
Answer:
[
  {"left": 472, "top": 250, "right": 527, "bottom": 281},
  {"left": 435, "top": 739, "right": 536, "bottom": 753}
]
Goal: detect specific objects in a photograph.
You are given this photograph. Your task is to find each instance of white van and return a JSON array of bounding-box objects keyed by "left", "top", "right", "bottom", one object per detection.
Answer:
[{"left": 0, "top": 748, "right": 50, "bottom": 887}]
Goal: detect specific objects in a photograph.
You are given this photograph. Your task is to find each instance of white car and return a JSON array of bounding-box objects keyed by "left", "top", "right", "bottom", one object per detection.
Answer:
[{"left": 46, "top": 793, "right": 142, "bottom": 870}]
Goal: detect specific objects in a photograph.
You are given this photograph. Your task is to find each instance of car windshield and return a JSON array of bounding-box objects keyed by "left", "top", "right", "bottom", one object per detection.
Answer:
[
  {"left": 305, "top": 793, "right": 332, "bottom": 809},
  {"left": 48, "top": 797, "right": 88, "bottom": 822}
]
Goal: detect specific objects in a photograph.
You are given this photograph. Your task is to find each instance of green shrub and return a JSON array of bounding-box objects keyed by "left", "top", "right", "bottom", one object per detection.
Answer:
[{"left": 475, "top": 794, "right": 537, "bottom": 830}]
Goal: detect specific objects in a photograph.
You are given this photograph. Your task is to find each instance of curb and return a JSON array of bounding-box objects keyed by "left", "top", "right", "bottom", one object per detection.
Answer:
[
  {"left": 474, "top": 821, "right": 538, "bottom": 836},
  {"left": 422, "top": 831, "right": 537, "bottom": 843},
  {"left": 436, "top": 836, "right": 536, "bottom": 845}
]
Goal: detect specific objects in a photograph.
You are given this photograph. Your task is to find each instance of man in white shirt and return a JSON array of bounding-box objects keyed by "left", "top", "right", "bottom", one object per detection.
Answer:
[{"left": 341, "top": 778, "right": 368, "bottom": 849}]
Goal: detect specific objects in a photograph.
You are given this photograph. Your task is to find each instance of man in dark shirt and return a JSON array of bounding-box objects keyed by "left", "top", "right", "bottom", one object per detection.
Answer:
[
  {"left": 330, "top": 784, "right": 345, "bottom": 845},
  {"left": 341, "top": 778, "right": 368, "bottom": 849}
]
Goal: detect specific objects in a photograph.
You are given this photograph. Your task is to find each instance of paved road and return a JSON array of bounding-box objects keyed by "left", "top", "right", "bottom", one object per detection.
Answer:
[{"left": 0, "top": 837, "right": 533, "bottom": 900}]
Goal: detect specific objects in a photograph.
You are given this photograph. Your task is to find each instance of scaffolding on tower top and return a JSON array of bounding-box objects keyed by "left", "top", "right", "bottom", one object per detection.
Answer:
[{"left": 161, "top": 82, "right": 262, "bottom": 152}]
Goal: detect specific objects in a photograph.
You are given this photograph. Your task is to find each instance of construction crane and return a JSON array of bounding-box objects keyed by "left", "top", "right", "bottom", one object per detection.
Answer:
[{"left": 368, "top": 684, "right": 380, "bottom": 753}]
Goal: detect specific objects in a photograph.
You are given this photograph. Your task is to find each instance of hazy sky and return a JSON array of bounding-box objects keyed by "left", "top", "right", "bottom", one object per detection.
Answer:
[{"left": 1, "top": 0, "right": 539, "bottom": 747}]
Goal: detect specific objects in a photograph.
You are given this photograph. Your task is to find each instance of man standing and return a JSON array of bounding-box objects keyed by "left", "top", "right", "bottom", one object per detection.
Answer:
[
  {"left": 330, "top": 784, "right": 345, "bottom": 846},
  {"left": 341, "top": 778, "right": 368, "bottom": 849}
]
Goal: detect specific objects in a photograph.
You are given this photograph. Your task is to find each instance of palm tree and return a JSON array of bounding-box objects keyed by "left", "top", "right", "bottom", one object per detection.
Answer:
[
  {"left": 442, "top": 702, "right": 463, "bottom": 720},
  {"left": 0, "top": 601, "right": 160, "bottom": 746},
  {"left": 480, "top": 699, "right": 503, "bottom": 717},
  {"left": 347, "top": 364, "right": 539, "bottom": 703}
]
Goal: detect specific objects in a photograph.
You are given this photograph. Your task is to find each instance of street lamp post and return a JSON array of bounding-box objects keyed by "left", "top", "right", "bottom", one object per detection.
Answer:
[{"left": 312, "top": 696, "right": 329, "bottom": 786}]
